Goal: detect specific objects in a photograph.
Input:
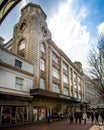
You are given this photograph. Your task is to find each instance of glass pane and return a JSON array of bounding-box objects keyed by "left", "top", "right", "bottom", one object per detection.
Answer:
[
  {"left": 52, "top": 84, "right": 60, "bottom": 93},
  {"left": 1, "top": 107, "right": 11, "bottom": 124},
  {"left": 19, "top": 41, "right": 25, "bottom": 50},
  {"left": 16, "top": 107, "right": 24, "bottom": 122},
  {"left": 40, "top": 78, "right": 45, "bottom": 89},
  {"left": 41, "top": 43, "right": 45, "bottom": 53},
  {"left": 33, "top": 109, "right": 38, "bottom": 121},
  {"left": 38, "top": 109, "right": 46, "bottom": 120},
  {"left": 64, "top": 88, "right": 68, "bottom": 95},
  {"left": 40, "top": 59, "right": 45, "bottom": 71}
]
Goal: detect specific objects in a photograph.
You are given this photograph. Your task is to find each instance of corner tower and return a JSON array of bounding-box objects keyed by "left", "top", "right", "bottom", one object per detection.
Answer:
[
  {"left": 12, "top": 3, "right": 51, "bottom": 88},
  {"left": 12, "top": 3, "right": 51, "bottom": 62}
]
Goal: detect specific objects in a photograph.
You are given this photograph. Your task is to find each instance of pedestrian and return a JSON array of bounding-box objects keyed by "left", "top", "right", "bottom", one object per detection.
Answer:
[
  {"left": 74, "top": 112, "right": 78, "bottom": 124},
  {"left": 100, "top": 109, "right": 104, "bottom": 124},
  {"left": 90, "top": 111, "right": 95, "bottom": 124},
  {"left": 78, "top": 111, "right": 82, "bottom": 124},
  {"left": 86, "top": 111, "right": 90, "bottom": 120},
  {"left": 82, "top": 111, "right": 87, "bottom": 125},
  {"left": 47, "top": 112, "right": 50, "bottom": 124},
  {"left": 49, "top": 113, "right": 53, "bottom": 123},
  {"left": 95, "top": 110, "right": 99, "bottom": 124},
  {"left": 67, "top": 112, "right": 71, "bottom": 124},
  {"left": 70, "top": 112, "right": 74, "bottom": 124}
]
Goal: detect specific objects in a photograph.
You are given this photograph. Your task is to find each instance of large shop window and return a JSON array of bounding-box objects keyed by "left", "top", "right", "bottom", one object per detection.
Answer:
[
  {"left": 33, "top": 107, "right": 46, "bottom": 121},
  {"left": 1, "top": 107, "right": 11, "bottom": 124},
  {"left": 0, "top": 106, "right": 29, "bottom": 125}
]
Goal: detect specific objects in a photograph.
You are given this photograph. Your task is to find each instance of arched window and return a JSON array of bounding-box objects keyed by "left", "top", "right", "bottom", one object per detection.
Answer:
[
  {"left": 40, "top": 43, "right": 45, "bottom": 53},
  {"left": 18, "top": 40, "right": 25, "bottom": 57}
]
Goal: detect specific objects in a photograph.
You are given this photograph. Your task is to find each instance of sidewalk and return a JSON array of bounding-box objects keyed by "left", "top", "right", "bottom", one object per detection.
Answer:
[{"left": 1, "top": 119, "right": 104, "bottom": 130}]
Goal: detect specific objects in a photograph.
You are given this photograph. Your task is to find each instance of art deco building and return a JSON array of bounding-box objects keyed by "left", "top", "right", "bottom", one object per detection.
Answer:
[{"left": 0, "top": 3, "right": 85, "bottom": 126}]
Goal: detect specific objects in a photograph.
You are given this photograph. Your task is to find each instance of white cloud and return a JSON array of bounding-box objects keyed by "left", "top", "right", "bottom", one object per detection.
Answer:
[
  {"left": 98, "top": 22, "right": 104, "bottom": 35},
  {"left": 48, "top": 0, "right": 90, "bottom": 69},
  {"left": 78, "top": 6, "right": 87, "bottom": 19}
]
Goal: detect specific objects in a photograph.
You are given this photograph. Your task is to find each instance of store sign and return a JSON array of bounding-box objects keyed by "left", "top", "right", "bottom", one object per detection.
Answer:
[{"left": 59, "top": 94, "right": 71, "bottom": 100}]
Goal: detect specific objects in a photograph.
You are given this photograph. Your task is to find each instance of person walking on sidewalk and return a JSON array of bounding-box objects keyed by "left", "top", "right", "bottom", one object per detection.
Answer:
[
  {"left": 49, "top": 113, "right": 53, "bottom": 123},
  {"left": 90, "top": 111, "right": 95, "bottom": 124},
  {"left": 95, "top": 110, "right": 99, "bottom": 124},
  {"left": 74, "top": 112, "right": 79, "bottom": 124},
  {"left": 82, "top": 111, "right": 87, "bottom": 125},
  {"left": 100, "top": 109, "right": 104, "bottom": 124}
]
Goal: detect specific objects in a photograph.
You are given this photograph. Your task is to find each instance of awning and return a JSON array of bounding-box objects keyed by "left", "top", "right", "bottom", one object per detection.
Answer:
[
  {"left": 30, "top": 88, "right": 82, "bottom": 103},
  {"left": 0, "top": 0, "right": 21, "bottom": 24}
]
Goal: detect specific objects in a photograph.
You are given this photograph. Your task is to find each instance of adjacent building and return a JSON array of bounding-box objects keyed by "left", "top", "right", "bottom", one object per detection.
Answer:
[
  {"left": 0, "top": 3, "right": 85, "bottom": 126},
  {"left": 0, "top": 45, "right": 34, "bottom": 125}
]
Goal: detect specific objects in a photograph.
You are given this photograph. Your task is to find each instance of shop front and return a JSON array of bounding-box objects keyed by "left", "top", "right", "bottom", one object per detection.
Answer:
[
  {"left": 30, "top": 88, "right": 82, "bottom": 120},
  {"left": 0, "top": 105, "right": 29, "bottom": 125},
  {"left": 0, "top": 93, "right": 33, "bottom": 127}
]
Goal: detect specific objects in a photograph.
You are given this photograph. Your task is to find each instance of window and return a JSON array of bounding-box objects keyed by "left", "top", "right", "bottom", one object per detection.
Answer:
[
  {"left": 41, "top": 26, "right": 47, "bottom": 37},
  {"left": 52, "top": 67, "right": 59, "bottom": 79},
  {"left": 74, "top": 72, "right": 77, "bottom": 80},
  {"left": 70, "top": 91, "right": 72, "bottom": 97},
  {"left": 15, "top": 59, "right": 22, "bottom": 69},
  {"left": 40, "top": 59, "right": 45, "bottom": 71},
  {"left": 15, "top": 77, "right": 23, "bottom": 90},
  {"left": 74, "top": 92, "right": 77, "bottom": 98},
  {"left": 20, "top": 22, "right": 27, "bottom": 32},
  {"left": 70, "top": 68, "right": 73, "bottom": 78},
  {"left": 79, "top": 94, "right": 81, "bottom": 99},
  {"left": 63, "top": 74, "right": 68, "bottom": 84},
  {"left": 63, "top": 63, "right": 68, "bottom": 71},
  {"left": 1, "top": 107, "right": 11, "bottom": 124},
  {"left": 18, "top": 40, "right": 25, "bottom": 57},
  {"left": 52, "top": 83, "right": 60, "bottom": 93},
  {"left": 78, "top": 84, "right": 81, "bottom": 91},
  {"left": 74, "top": 82, "right": 77, "bottom": 89},
  {"left": 40, "top": 43, "right": 45, "bottom": 53},
  {"left": 78, "top": 76, "right": 81, "bottom": 83},
  {"left": 52, "top": 53, "right": 59, "bottom": 64},
  {"left": 40, "top": 78, "right": 45, "bottom": 89},
  {"left": 63, "top": 88, "right": 69, "bottom": 95}
]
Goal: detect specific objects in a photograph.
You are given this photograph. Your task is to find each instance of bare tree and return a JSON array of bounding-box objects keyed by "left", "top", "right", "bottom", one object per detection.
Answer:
[{"left": 88, "top": 34, "right": 104, "bottom": 100}]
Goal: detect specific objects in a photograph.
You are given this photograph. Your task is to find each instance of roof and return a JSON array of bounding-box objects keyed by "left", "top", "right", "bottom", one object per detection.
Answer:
[{"left": 0, "top": 0, "right": 21, "bottom": 24}]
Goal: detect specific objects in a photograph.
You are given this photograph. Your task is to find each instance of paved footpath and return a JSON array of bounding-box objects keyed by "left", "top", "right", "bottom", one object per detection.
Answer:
[{"left": 1, "top": 119, "right": 104, "bottom": 130}]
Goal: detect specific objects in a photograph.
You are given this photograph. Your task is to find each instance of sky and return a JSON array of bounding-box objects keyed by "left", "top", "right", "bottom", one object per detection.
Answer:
[{"left": 0, "top": 0, "right": 104, "bottom": 70}]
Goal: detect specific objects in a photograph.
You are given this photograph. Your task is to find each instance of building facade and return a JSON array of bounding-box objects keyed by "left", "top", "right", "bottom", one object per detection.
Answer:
[
  {"left": 0, "top": 45, "right": 34, "bottom": 125},
  {"left": 0, "top": 3, "right": 85, "bottom": 126},
  {"left": 84, "top": 74, "right": 104, "bottom": 109}
]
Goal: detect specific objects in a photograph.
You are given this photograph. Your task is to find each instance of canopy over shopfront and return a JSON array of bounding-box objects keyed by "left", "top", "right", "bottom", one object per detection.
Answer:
[{"left": 0, "top": 0, "right": 21, "bottom": 24}]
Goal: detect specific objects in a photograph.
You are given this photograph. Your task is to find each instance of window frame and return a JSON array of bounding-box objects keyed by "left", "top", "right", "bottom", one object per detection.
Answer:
[
  {"left": 15, "top": 77, "right": 24, "bottom": 90},
  {"left": 15, "top": 59, "right": 22, "bottom": 69}
]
